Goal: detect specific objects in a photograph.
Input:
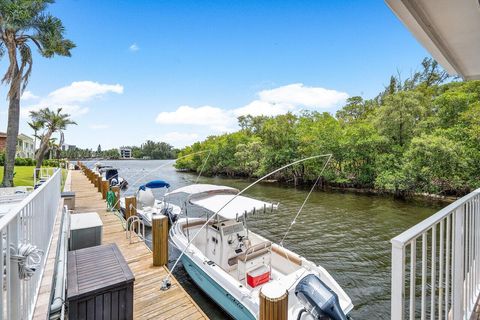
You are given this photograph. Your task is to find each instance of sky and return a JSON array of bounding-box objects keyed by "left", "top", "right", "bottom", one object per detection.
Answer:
[{"left": 0, "top": 0, "right": 431, "bottom": 150}]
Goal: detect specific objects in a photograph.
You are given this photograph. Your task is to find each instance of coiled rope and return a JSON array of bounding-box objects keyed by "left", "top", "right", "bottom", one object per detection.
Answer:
[{"left": 10, "top": 243, "right": 44, "bottom": 280}]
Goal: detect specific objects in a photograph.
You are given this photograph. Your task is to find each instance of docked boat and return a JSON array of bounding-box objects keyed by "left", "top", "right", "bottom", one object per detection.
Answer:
[
  {"left": 168, "top": 184, "right": 353, "bottom": 320},
  {"left": 120, "top": 180, "right": 181, "bottom": 227},
  {"left": 93, "top": 162, "right": 128, "bottom": 189}
]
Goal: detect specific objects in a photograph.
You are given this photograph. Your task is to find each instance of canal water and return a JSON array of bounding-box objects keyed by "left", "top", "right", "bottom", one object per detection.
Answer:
[{"left": 90, "top": 159, "right": 443, "bottom": 319}]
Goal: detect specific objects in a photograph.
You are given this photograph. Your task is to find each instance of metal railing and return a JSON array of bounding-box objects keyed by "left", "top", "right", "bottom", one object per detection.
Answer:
[
  {"left": 391, "top": 188, "right": 480, "bottom": 320},
  {"left": 33, "top": 167, "right": 56, "bottom": 187},
  {"left": 0, "top": 169, "right": 61, "bottom": 320}
]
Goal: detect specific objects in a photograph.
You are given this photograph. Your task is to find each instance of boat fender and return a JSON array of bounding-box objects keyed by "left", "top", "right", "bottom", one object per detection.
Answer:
[{"left": 295, "top": 274, "right": 347, "bottom": 320}]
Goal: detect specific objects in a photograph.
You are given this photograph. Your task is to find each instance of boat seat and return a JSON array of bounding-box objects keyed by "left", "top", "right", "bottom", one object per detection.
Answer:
[{"left": 228, "top": 241, "right": 272, "bottom": 266}]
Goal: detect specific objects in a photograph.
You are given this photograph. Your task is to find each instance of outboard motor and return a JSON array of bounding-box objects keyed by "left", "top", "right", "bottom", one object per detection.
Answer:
[
  {"left": 295, "top": 274, "right": 347, "bottom": 320},
  {"left": 106, "top": 169, "right": 119, "bottom": 186}
]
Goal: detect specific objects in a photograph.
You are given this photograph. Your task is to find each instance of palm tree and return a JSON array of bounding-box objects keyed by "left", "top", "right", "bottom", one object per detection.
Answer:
[
  {"left": 0, "top": 0, "right": 75, "bottom": 187},
  {"left": 47, "top": 137, "right": 59, "bottom": 159},
  {"left": 30, "top": 108, "right": 76, "bottom": 168},
  {"left": 28, "top": 120, "right": 43, "bottom": 157}
]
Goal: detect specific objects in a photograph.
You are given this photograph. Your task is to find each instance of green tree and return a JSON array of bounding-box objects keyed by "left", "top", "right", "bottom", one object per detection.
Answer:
[
  {"left": 29, "top": 108, "right": 76, "bottom": 168},
  {"left": 0, "top": 0, "right": 75, "bottom": 186},
  {"left": 375, "top": 91, "right": 424, "bottom": 147}
]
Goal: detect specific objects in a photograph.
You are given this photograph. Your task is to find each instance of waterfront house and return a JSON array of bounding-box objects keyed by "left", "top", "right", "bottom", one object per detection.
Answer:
[
  {"left": 0, "top": 132, "right": 35, "bottom": 159},
  {"left": 0, "top": 132, "right": 6, "bottom": 151},
  {"left": 119, "top": 147, "right": 132, "bottom": 159},
  {"left": 17, "top": 134, "right": 35, "bottom": 159}
]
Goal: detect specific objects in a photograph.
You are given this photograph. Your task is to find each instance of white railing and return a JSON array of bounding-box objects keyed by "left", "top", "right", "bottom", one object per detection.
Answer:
[
  {"left": 33, "top": 167, "right": 56, "bottom": 187},
  {"left": 0, "top": 169, "right": 61, "bottom": 320},
  {"left": 391, "top": 188, "right": 480, "bottom": 320}
]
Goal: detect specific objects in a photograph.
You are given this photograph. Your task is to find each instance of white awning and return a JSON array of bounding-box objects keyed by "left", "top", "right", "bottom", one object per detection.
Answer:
[
  {"left": 190, "top": 194, "right": 278, "bottom": 220},
  {"left": 165, "top": 184, "right": 239, "bottom": 199},
  {"left": 386, "top": 0, "right": 480, "bottom": 80}
]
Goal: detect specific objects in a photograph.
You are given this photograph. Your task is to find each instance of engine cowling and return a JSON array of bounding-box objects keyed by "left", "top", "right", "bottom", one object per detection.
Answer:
[{"left": 295, "top": 274, "right": 347, "bottom": 320}]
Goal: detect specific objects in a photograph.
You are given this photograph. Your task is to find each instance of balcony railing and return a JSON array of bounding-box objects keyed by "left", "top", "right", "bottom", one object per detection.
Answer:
[
  {"left": 391, "top": 188, "right": 480, "bottom": 319},
  {"left": 0, "top": 169, "right": 61, "bottom": 320}
]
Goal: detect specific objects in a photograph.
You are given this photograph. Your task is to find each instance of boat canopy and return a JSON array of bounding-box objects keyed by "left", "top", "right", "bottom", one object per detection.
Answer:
[
  {"left": 139, "top": 180, "right": 170, "bottom": 190},
  {"left": 190, "top": 194, "right": 278, "bottom": 220},
  {"left": 165, "top": 184, "right": 239, "bottom": 199}
]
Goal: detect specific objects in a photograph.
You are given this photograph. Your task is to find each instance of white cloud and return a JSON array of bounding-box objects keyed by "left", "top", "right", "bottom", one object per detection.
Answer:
[
  {"left": 90, "top": 124, "right": 110, "bottom": 130},
  {"left": 155, "top": 105, "right": 235, "bottom": 131},
  {"left": 21, "top": 81, "right": 123, "bottom": 118},
  {"left": 129, "top": 43, "right": 139, "bottom": 52},
  {"left": 154, "top": 84, "right": 349, "bottom": 135},
  {"left": 258, "top": 83, "right": 348, "bottom": 108},
  {"left": 47, "top": 81, "right": 124, "bottom": 105},
  {"left": 21, "top": 90, "right": 39, "bottom": 101},
  {"left": 234, "top": 100, "right": 293, "bottom": 117},
  {"left": 162, "top": 132, "right": 200, "bottom": 147}
]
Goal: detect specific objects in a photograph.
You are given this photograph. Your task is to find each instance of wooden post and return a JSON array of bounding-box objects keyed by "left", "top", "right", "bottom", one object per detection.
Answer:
[
  {"left": 124, "top": 196, "right": 136, "bottom": 221},
  {"left": 259, "top": 283, "right": 288, "bottom": 320},
  {"left": 111, "top": 186, "right": 121, "bottom": 210},
  {"left": 152, "top": 215, "right": 168, "bottom": 266},
  {"left": 101, "top": 180, "right": 109, "bottom": 199},
  {"left": 97, "top": 175, "right": 102, "bottom": 192}
]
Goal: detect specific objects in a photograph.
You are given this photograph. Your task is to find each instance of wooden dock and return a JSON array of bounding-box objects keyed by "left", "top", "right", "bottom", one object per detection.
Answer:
[{"left": 71, "top": 170, "right": 208, "bottom": 320}]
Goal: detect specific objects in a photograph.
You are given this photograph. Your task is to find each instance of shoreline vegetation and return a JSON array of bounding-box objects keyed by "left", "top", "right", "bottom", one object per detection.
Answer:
[{"left": 174, "top": 59, "right": 480, "bottom": 200}]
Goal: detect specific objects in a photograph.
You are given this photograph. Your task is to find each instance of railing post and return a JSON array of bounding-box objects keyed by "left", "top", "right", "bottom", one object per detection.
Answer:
[
  {"left": 391, "top": 240, "right": 405, "bottom": 320},
  {"left": 152, "top": 215, "right": 168, "bottom": 266},
  {"left": 453, "top": 205, "right": 465, "bottom": 319},
  {"left": 7, "top": 215, "right": 21, "bottom": 320}
]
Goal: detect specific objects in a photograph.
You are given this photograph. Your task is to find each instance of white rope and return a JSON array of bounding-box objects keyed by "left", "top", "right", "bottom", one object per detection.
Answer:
[
  {"left": 280, "top": 154, "right": 332, "bottom": 247},
  {"left": 161, "top": 153, "right": 333, "bottom": 289},
  {"left": 195, "top": 150, "right": 211, "bottom": 184},
  {"left": 10, "top": 243, "right": 44, "bottom": 280},
  {"left": 110, "top": 149, "right": 212, "bottom": 210}
]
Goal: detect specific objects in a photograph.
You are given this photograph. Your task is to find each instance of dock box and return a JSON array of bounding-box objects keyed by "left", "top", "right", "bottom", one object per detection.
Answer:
[
  {"left": 69, "top": 212, "right": 103, "bottom": 251},
  {"left": 67, "top": 244, "right": 135, "bottom": 320},
  {"left": 61, "top": 191, "right": 76, "bottom": 210}
]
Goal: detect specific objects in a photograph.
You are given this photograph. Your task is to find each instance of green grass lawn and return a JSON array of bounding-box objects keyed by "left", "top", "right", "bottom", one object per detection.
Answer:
[
  {"left": 0, "top": 166, "right": 67, "bottom": 187},
  {"left": 0, "top": 166, "right": 36, "bottom": 186}
]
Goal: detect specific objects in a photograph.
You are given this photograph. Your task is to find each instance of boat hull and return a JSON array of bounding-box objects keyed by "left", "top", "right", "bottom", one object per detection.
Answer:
[{"left": 181, "top": 254, "right": 256, "bottom": 320}]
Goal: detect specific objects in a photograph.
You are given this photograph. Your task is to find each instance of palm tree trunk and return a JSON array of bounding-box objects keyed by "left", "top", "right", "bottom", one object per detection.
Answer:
[
  {"left": 36, "top": 132, "right": 53, "bottom": 169},
  {"left": 2, "top": 91, "right": 20, "bottom": 187},
  {"left": 1, "top": 37, "right": 21, "bottom": 187}
]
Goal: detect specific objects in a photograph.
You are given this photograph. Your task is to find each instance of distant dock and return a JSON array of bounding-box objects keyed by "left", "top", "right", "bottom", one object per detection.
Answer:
[{"left": 71, "top": 170, "right": 208, "bottom": 320}]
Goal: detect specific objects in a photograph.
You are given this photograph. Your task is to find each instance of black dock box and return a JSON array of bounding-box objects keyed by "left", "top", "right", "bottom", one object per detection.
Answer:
[{"left": 67, "top": 244, "right": 135, "bottom": 320}]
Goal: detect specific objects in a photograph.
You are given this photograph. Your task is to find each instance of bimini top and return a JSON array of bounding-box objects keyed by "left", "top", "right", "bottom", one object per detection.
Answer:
[
  {"left": 165, "top": 184, "right": 239, "bottom": 199},
  {"left": 139, "top": 180, "right": 170, "bottom": 191},
  {"left": 190, "top": 194, "right": 278, "bottom": 220}
]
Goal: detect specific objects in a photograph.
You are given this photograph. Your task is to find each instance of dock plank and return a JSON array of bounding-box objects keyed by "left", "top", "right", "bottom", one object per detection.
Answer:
[{"left": 71, "top": 170, "right": 208, "bottom": 320}]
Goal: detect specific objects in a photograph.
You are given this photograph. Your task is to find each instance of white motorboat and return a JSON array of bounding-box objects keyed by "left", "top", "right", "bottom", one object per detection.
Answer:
[
  {"left": 168, "top": 184, "right": 353, "bottom": 320},
  {"left": 93, "top": 162, "right": 128, "bottom": 189},
  {"left": 120, "top": 180, "right": 181, "bottom": 227}
]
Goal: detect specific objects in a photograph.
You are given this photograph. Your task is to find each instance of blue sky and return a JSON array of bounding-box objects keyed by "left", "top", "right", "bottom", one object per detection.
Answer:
[{"left": 0, "top": 0, "right": 430, "bottom": 149}]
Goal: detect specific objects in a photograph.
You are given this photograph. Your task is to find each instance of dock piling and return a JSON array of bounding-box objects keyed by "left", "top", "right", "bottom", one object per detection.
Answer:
[
  {"left": 259, "top": 283, "right": 288, "bottom": 320},
  {"left": 97, "top": 175, "right": 102, "bottom": 192},
  {"left": 124, "top": 196, "right": 136, "bottom": 221},
  {"left": 111, "top": 186, "right": 121, "bottom": 210},
  {"left": 152, "top": 215, "right": 168, "bottom": 266},
  {"left": 101, "top": 180, "right": 109, "bottom": 199}
]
